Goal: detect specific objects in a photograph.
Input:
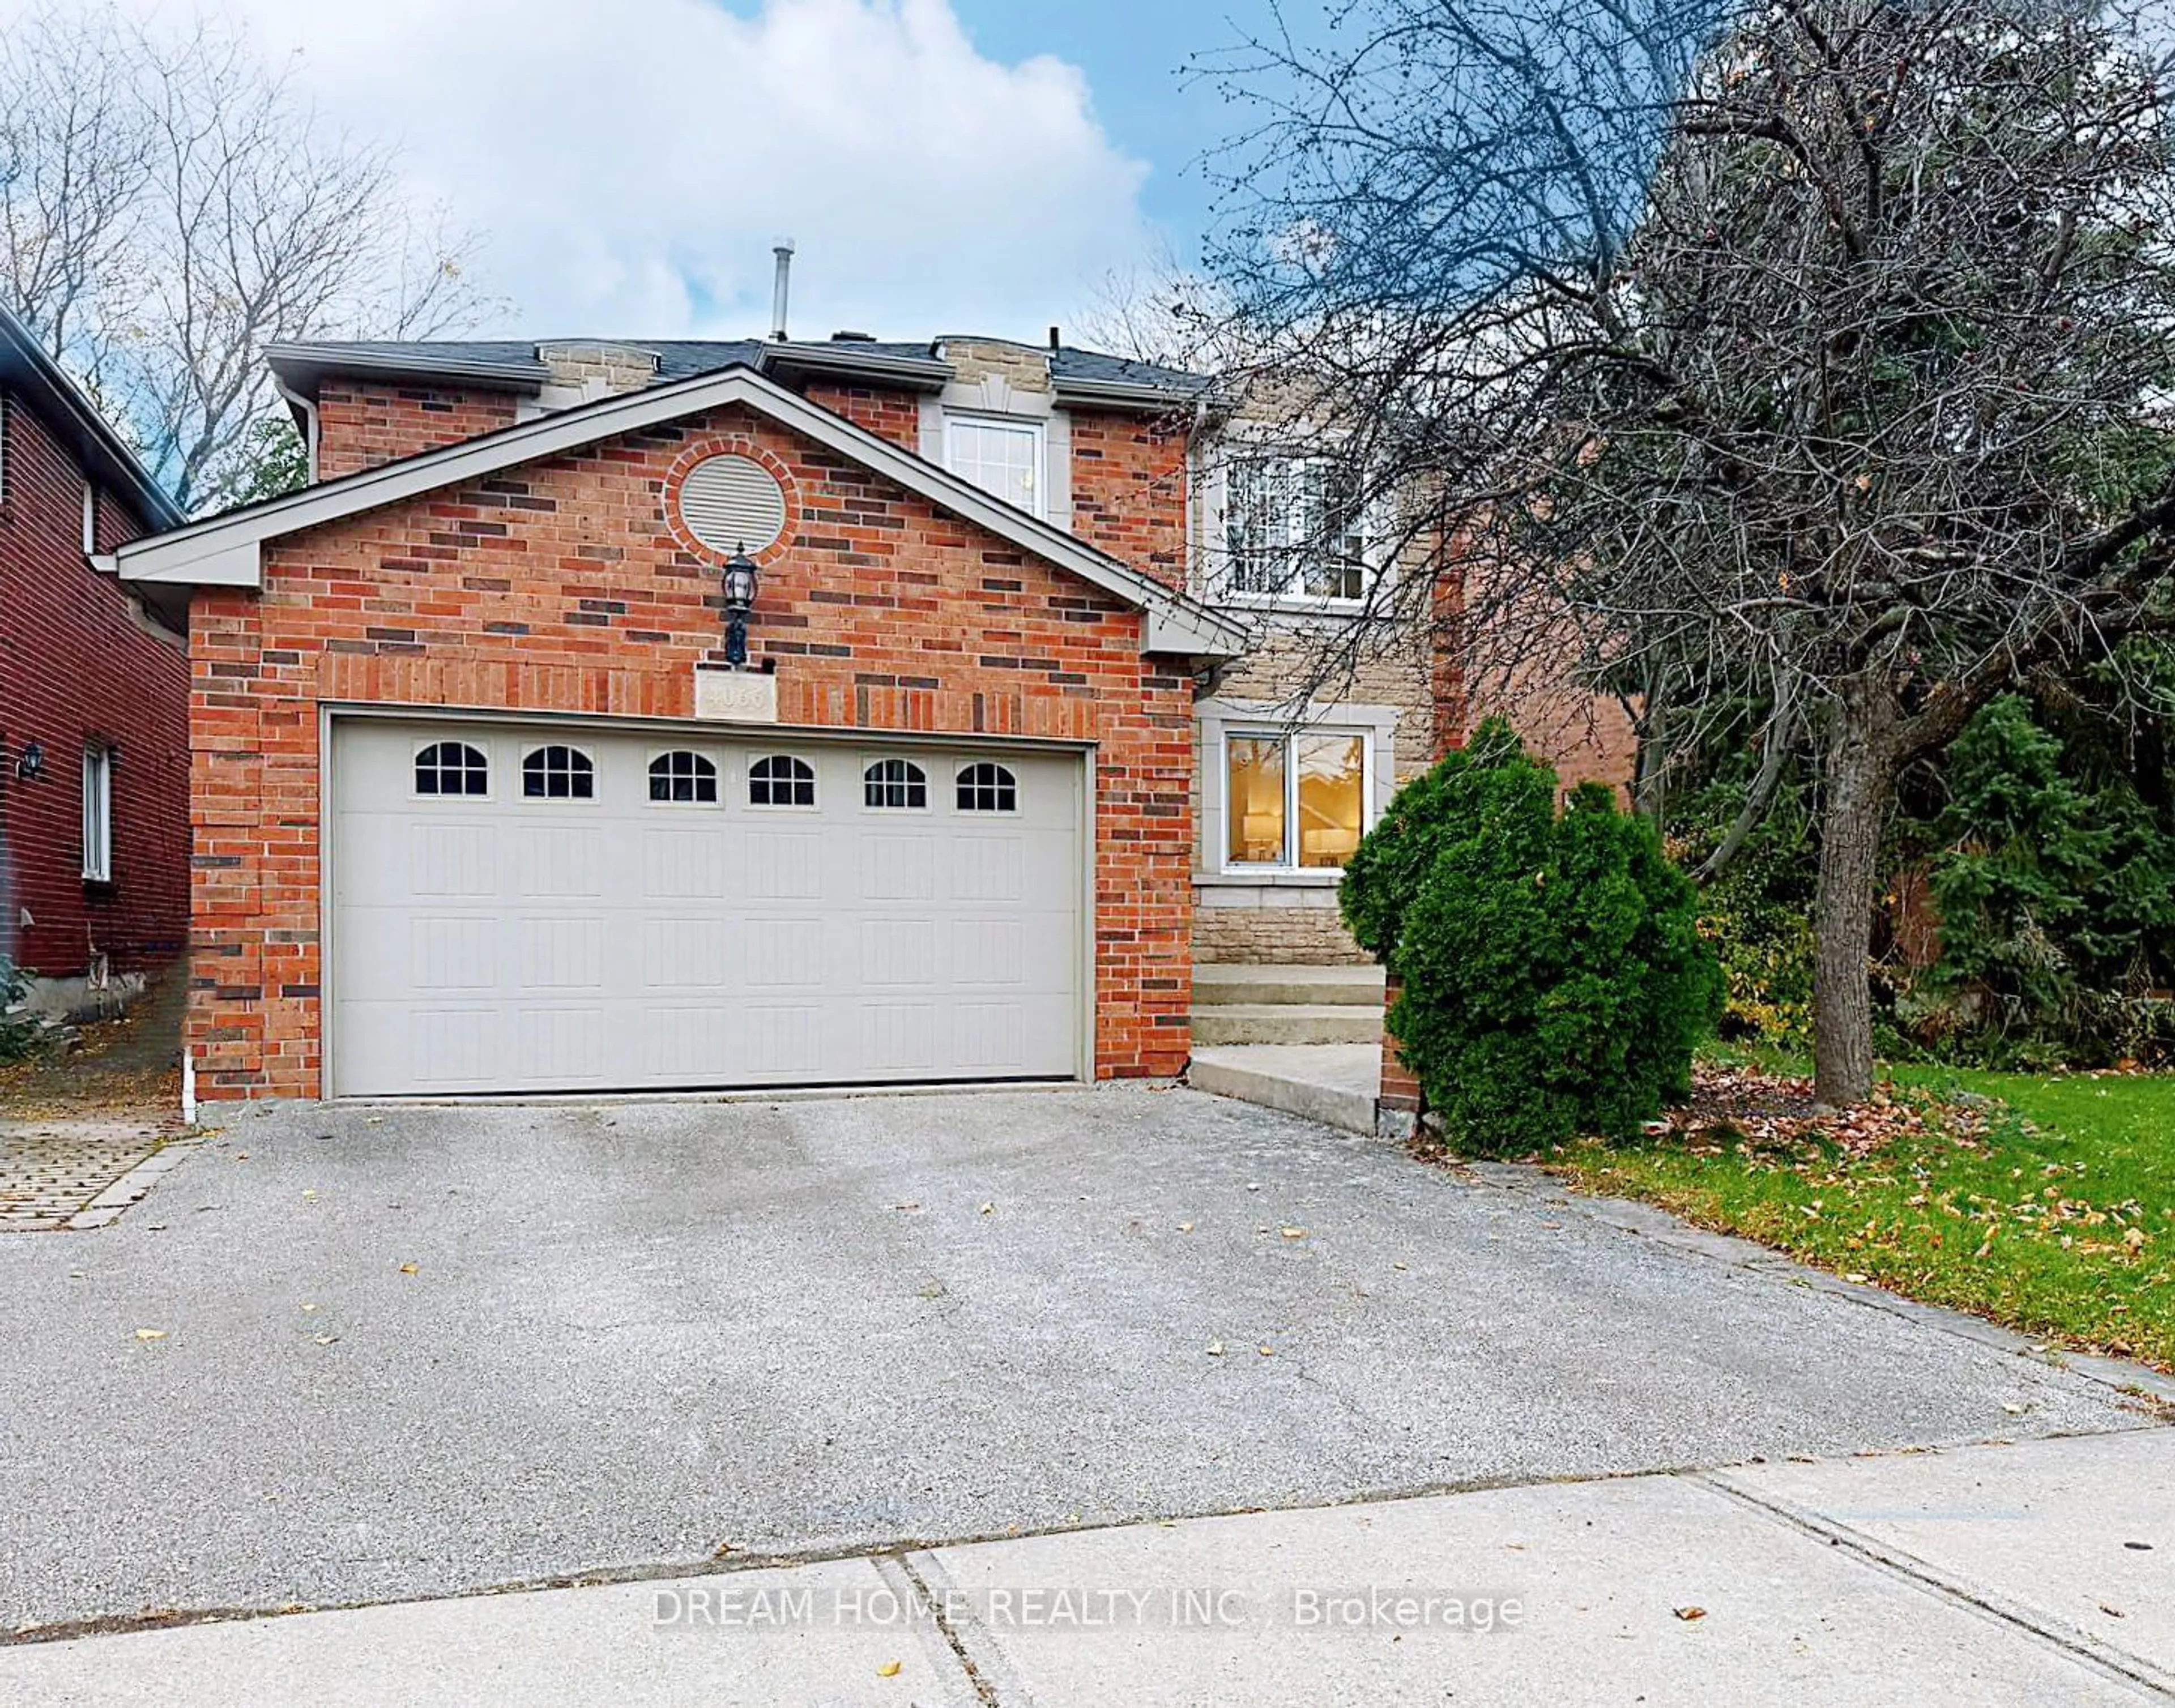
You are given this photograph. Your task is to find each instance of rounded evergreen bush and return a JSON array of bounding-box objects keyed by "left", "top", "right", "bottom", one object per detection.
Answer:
[{"left": 1342, "top": 725, "right": 1720, "bottom": 1155}]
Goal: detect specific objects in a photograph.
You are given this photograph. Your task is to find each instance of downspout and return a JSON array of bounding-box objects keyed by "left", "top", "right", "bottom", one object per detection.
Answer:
[{"left": 274, "top": 377, "right": 321, "bottom": 485}]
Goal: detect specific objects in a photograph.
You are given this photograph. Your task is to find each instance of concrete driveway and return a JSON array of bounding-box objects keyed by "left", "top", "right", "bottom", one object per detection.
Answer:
[{"left": 0, "top": 1085, "right": 2150, "bottom": 1633}]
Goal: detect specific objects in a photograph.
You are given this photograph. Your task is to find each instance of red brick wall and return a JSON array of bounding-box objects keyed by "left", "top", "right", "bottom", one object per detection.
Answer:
[
  {"left": 0, "top": 398, "right": 189, "bottom": 980},
  {"left": 315, "top": 381, "right": 523, "bottom": 480},
  {"left": 799, "top": 381, "right": 923, "bottom": 451},
  {"left": 189, "top": 402, "right": 1196, "bottom": 1099},
  {"left": 1068, "top": 409, "right": 1190, "bottom": 590}
]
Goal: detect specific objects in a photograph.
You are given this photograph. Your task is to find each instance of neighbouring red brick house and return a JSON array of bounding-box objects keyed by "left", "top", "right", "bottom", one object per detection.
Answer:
[
  {"left": 0, "top": 306, "right": 189, "bottom": 1014},
  {"left": 114, "top": 329, "right": 1630, "bottom": 1103}
]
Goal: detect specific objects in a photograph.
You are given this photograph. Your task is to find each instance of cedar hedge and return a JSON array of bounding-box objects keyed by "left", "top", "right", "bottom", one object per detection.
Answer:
[{"left": 1343, "top": 720, "right": 1720, "bottom": 1154}]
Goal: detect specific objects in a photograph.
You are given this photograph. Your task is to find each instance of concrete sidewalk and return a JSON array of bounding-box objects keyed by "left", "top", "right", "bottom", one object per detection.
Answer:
[{"left": 6, "top": 1427, "right": 2168, "bottom": 1706}]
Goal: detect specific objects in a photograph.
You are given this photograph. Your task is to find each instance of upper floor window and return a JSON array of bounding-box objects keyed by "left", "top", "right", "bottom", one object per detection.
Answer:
[
  {"left": 749, "top": 754, "right": 816, "bottom": 808},
  {"left": 522, "top": 744, "right": 595, "bottom": 800},
  {"left": 415, "top": 741, "right": 488, "bottom": 797},
  {"left": 81, "top": 480, "right": 97, "bottom": 553},
  {"left": 944, "top": 415, "right": 1043, "bottom": 517},
  {"left": 1217, "top": 454, "right": 1370, "bottom": 605}
]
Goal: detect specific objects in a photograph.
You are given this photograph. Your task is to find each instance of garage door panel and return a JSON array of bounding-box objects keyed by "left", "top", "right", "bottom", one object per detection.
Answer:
[
  {"left": 515, "top": 825, "right": 606, "bottom": 897},
  {"left": 643, "top": 827, "right": 735, "bottom": 899},
  {"left": 410, "top": 822, "right": 498, "bottom": 897},
  {"left": 515, "top": 916, "right": 606, "bottom": 989},
  {"left": 331, "top": 721, "right": 1085, "bottom": 1096},
  {"left": 744, "top": 827, "right": 824, "bottom": 899}
]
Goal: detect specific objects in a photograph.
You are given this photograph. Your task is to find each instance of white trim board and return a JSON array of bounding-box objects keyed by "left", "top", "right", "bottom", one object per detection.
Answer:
[{"left": 106, "top": 361, "right": 1245, "bottom": 659}]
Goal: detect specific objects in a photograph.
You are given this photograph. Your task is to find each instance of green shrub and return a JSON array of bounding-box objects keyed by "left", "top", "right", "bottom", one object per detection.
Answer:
[
  {"left": 1344, "top": 730, "right": 1721, "bottom": 1155},
  {"left": 1911, "top": 692, "right": 2175, "bottom": 1062},
  {"left": 1690, "top": 810, "right": 1818, "bottom": 1050},
  {"left": 1339, "top": 717, "right": 1529, "bottom": 959}
]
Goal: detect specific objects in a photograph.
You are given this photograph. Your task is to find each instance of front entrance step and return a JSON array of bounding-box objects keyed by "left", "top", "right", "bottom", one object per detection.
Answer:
[
  {"left": 1188, "top": 1043, "right": 1381, "bottom": 1135},
  {"left": 1192, "top": 962, "right": 1387, "bottom": 1007},
  {"left": 1188, "top": 1003, "right": 1383, "bottom": 1048}
]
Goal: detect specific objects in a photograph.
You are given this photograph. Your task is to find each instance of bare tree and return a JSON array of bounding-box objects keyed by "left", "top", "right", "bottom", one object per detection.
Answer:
[
  {"left": 0, "top": 3, "right": 489, "bottom": 511},
  {"left": 1199, "top": 0, "right": 2175, "bottom": 1106}
]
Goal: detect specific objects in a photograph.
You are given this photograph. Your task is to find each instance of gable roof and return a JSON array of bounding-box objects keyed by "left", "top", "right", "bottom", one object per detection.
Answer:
[
  {"left": 0, "top": 305, "right": 185, "bottom": 532},
  {"left": 109, "top": 359, "right": 1246, "bottom": 658}
]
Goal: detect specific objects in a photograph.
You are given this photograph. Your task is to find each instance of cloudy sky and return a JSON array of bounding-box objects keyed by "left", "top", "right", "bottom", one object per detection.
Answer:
[{"left": 114, "top": 0, "right": 1271, "bottom": 345}]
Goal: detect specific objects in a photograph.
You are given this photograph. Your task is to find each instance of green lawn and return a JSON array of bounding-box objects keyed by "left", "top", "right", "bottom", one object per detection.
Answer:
[{"left": 1545, "top": 1057, "right": 2175, "bottom": 1371}]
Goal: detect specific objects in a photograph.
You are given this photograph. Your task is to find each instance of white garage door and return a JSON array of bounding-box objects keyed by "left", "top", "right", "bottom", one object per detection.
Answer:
[{"left": 327, "top": 719, "right": 1086, "bottom": 1096}]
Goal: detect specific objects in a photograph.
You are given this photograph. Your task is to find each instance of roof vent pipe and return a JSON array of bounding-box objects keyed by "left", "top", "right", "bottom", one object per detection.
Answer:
[{"left": 770, "top": 240, "right": 795, "bottom": 341}]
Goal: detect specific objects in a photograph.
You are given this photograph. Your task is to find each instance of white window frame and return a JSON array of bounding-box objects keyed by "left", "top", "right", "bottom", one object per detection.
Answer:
[
  {"left": 942, "top": 412, "right": 1047, "bottom": 519},
  {"left": 746, "top": 753, "right": 819, "bottom": 812},
  {"left": 1218, "top": 724, "right": 1375, "bottom": 874},
  {"left": 519, "top": 742, "right": 598, "bottom": 802},
  {"left": 81, "top": 741, "right": 113, "bottom": 882},
  {"left": 412, "top": 738, "right": 492, "bottom": 800},
  {"left": 645, "top": 748, "right": 721, "bottom": 807},
  {"left": 81, "top": 479, "right": 97, "bottom": 553},
  {"left": 860, "top": 755, "right": 931, "bottom": 813},
  {"left": 1195, "top": 439, "right": 1384, "bottom": 613}
]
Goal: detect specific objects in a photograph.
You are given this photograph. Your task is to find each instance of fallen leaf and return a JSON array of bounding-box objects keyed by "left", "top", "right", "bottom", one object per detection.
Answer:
[
  {"left": 300, "top": 1303, "right": 317, "bottom": 1313},
  {"left": 134, "top": 1328, "right": 166, "bottom": 1342},
  {"left": 301, "top": 1189, "right": 319, "bottom": 1202},
  {"left": 312, "top": 1334, "right": 339, "bottom": 1346},
  {"left": 2002, "top": 1402, "right": 2027, "bottom": 1415},
  {"left": 1392, "top": 1261, "right": 1409, "bottom": 1271},
  {"left": 1178, "top": 1221, "right": 1196, "bottom": 1233},
  {"left": 712, "top": 1540, "right": 735, "bottom": 1559},
  {"left": 1674, "top": 1607, "right": 1707, "bottom": 1621},
  {"left": 1206, "top": 1341, "right": 1225, "bottom": 1356},
  {"left": 876, "top": 1660, "right": 902, "bottom": 1678},
  {"left": 1257, "top": 1345, "right": 1275, "bottom": 1357},
  {"left": 2101, "top": 1604, "right": 2127, "bottom": 1619},
  {"left": 893, "top": 1201, "right": 922, "bottom": 1212},
  {"left": 978, "top": 1202, "right": 995, "bottom": 1216},
  {"left": 398, "top": 1262, "right": 418, "bottom": 1276},
  {"left": 1281, "top": 1227, "right": 1306, "bottom": 1240}
]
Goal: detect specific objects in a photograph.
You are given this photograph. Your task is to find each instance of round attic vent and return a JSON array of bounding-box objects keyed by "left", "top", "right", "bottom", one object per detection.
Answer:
[{"left": 677, "top": 454, "right": 787, "bottom": 555}]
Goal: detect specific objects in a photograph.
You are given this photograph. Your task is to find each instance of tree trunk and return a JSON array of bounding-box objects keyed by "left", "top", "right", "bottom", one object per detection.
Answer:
[{"left": 1811, "top": 687, "right": 1897, "bottom": 1108}]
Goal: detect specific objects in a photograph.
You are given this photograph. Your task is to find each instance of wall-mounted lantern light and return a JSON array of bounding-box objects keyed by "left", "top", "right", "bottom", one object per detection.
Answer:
[
  {"left": 15, "top": 741, "right": 45, "bottom": 782},
  {"left": 723, "top": 547, "right": 760, "bottom": 668}
]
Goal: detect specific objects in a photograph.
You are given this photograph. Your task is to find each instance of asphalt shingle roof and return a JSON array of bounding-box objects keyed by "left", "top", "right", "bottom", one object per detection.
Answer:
[{"left": 267, "top": 334, "right": 1213, "bottom": 398}]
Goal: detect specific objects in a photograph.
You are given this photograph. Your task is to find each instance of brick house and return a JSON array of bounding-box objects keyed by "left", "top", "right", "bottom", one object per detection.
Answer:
[
  {"left": 0, "top": 306, "right": 189, "bottom": 1015},
  {"left": 109, "top": 330, "right": 1626, "bottom": 1101}
]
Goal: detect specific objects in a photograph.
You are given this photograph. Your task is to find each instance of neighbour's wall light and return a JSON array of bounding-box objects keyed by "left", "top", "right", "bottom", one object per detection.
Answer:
[{"left": 14, "top": 741, "right": 44, "bottom": 782}]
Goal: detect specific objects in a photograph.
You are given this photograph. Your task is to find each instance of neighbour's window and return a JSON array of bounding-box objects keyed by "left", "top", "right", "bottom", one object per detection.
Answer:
[
  {"left": 748, "top": 754, "right": 816, "bottom": 808},
  {"left": 1226, "top": 730, "right": 1366, "bottom": 869},
  {"left": 956, "top": 762, "right": 1018, "bottom": 813},
  {"left": 649, "top": 750, "right": 719, "bottom": 804},
  {"left": 943, "top": 415, "right": 1043, "bottom": 516},
  {"left": 1219, "top": 454, "right": 1368, "bottom": 603},
  {"left": 415, "top": 741, "right": 488, "bottom": 797},
  {"left": 522, "top": 745, "right": 595, "bottom": 800},
  {"left": 863, "top": 758, "right": 928, "bottom": 809},
  {"left": 81, "top": 480, "right": 97, "bottom": 553},
  {"left": 81, "top": 742, "right": 113, "bottom": 882}
]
